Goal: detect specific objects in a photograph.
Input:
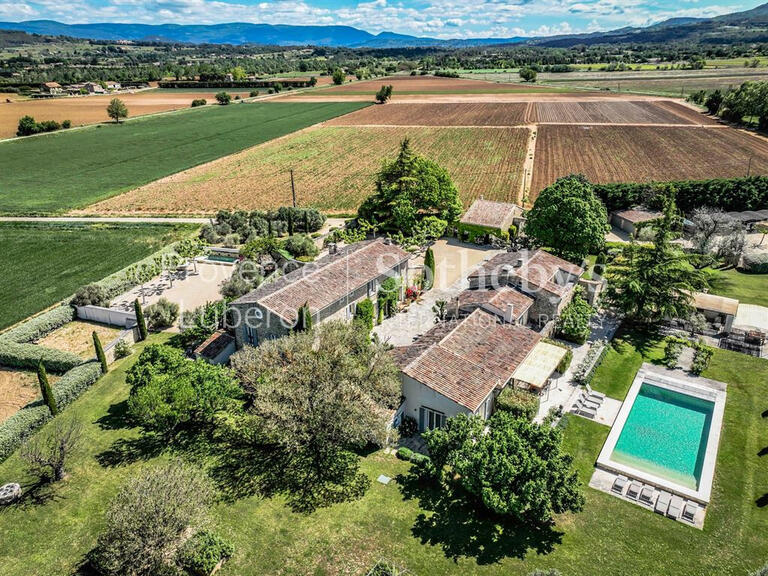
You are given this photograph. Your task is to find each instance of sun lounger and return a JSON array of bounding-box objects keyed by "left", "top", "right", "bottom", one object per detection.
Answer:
[
  {"left": 681, "top": 501, "right": 698, "bottom": 523},
  {"left": 611, "top": 475, "right": 628, "bottom": 495},
  {"left": 581, "top": 394, "right": 600, "bottom": 410},
  {"left": 639, "top": 485, "right": 655, "bottom": 505},
  {"left": 585, "top": 384, "right": 606, "bottom": 401},
  {"left": 667, "top": 496, "right": 683, "bottom": 519},
  {"left": 574, "top": 402, "right": 597, "bottom": 418},
  {"left": 655, "top": 491, "right": 671, "bottom": 515},
  {"left": 626, "top": 482, "right": 642, "bottom": 500}
]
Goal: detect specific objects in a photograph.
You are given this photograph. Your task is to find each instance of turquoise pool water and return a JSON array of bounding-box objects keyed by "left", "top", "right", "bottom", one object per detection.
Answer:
[{"left": 611, "top": 383, "right": 714, "bottom": 490}]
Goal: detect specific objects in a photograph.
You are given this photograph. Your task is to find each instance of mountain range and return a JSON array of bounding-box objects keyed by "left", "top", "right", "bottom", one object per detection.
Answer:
[{"left": 1, "top": 2, "right": 768, "bottom": 48}]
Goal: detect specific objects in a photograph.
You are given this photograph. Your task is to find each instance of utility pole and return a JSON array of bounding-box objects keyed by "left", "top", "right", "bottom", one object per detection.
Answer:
[{"left": 290, "top": 169, "right": 296, "bottom": 207}]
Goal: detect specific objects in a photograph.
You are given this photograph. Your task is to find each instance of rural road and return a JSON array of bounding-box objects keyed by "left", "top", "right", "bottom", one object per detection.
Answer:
[{"left": 0, "top": 216, "right": 210, "bottom": 224}]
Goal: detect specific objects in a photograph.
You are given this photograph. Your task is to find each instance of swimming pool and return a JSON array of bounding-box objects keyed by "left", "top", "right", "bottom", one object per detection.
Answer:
[
  {"left": 596, "top": 365, "right": 727, "bottom": 503},
  {"left": 611, "top": 384, "right": 713, "bottom": 490}
]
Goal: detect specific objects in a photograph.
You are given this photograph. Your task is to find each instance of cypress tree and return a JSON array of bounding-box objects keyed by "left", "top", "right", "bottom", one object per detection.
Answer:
[
  {"left": 37, "top": 360, "right": 58, "bottom": 416},
  {"left": 93, "top": 331, "right": 108, "bottom": 373},
  {"left": 134, "top": 298, "right": 147, "bottom": 341},
  {"left": 288, "top": 212, "right": 294, "bottom": 235},
  {"left": 423, "top": 247, "right": 436, "bottom": 290},
  {"left": 303, "top": 211, "right": 310, "bottom": 233},
  {"left": 294, "top": 302, "right": 313, "bottom": 332}
]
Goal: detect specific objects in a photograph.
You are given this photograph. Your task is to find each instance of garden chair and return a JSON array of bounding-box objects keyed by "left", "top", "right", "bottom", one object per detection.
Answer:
[
  {"left": 681, "top": 501, "right": 698, "bottom": 523},
  {"left": 667, "top": 496, "right": 684, "bottom": 519},
  {"left": 639, "top": 485, "right": 655, "bottom": 506},
  {"left": 655, "top": 491, "right": 671, "bottom": 515},
  {"left": 626, "top": 482, "right": 642, "bottom": 500},
  {"left": 611, "top": 475, "right": 628, "bottom": 495}
]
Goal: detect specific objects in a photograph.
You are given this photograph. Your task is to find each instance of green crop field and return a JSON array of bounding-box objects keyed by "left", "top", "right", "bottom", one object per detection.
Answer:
[
  {"left": 0, "top": 222, "right": 196, "bottom": 331},
  {"left": 0, "top": 101, "right": 368, "bottom": 215}
]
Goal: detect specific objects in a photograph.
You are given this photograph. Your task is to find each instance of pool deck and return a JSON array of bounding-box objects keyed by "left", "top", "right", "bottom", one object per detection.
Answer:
[{"left": 595, "top": 363, "right": 727, "bottom": 505}]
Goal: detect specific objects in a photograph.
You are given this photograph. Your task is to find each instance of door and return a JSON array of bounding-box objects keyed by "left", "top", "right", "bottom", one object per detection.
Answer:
[{"left": 419, "top": 407, "right": 446, "bottom": 432}]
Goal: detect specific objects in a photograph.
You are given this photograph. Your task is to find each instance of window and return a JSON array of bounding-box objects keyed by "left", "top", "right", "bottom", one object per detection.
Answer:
[
  {"left": 367, "top": 279, "right": 379, "bottom": 296},
  {"left": 245, "top": 325, "right": 258, "bottom": 345},
  {"left": 419, "top": 407, "right": 446, "bottom": 432},
  {"left": 346, "top": 301, "right": 357, "bottom": 319}
]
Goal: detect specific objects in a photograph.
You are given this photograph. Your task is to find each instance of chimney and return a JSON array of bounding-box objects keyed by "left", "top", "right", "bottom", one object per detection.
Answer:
[
  {"left": 515, "top": 258, "right": 524, "bottom": 268},
  {"left": 328, "top": 242, "right": 338, "bottom": 255},
  {"left": 504, "top": 304, "right": 516, "bottom": 324}
]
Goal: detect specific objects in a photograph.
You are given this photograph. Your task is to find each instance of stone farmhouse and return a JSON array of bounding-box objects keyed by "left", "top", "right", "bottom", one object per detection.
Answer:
[
  {"left": 230, "top": 239, "right": 410, "bottom": 348},
  {"left": 468, "top": 249, "right": 585, "bottom": 327}
]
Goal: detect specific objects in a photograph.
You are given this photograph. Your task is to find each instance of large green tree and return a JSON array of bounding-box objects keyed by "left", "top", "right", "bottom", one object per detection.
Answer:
[
  {"left": 525, "top": 174, "right": 608, "bottom": 262},
  {"left": 228, "top": 320, "right": 400, "bottom": 511},
  {"left": 358, "top": 138, "right": 462, "bottom": 236},
  {"left": 424, "top": 411, "right": 584, "bottom": 523},
  {"left": 126, "top": 344, "right": 240, "bottom": 436},
  {"left": 106, "top": 98, "right": 128, "bottom": 124},
  {"left": 605, "top": 195, "right": 709, "bottom": 323}
]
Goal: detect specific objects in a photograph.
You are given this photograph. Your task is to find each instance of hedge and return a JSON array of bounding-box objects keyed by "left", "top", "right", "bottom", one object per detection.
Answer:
[
  {"left": 495, "top": 387, "right": 539, "bottom": 421},
  {"left": 0, "top": 339, "right": 83, "bottom": 373},
  {"left": 1, "top": 306, "right": 74, "bottom": 343},
  {"left": 0, "top": 361, "right": 102, "bottom": 461},
  {"left": 594, "top": 176, "right": 768, "bottom": 213}
]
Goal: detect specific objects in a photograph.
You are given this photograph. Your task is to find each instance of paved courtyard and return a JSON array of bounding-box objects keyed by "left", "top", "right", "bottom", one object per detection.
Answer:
[
  {"left": 374, "top": 240, "right": 502, "bottom": 347},
  {"left": 111, "top": 261, "right": 234, "bottom": 329}
]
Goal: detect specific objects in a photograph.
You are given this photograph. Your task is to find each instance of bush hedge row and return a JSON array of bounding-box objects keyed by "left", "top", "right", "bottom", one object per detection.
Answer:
[
  {"left": 0, "top": 361, "right": 102, "bottom": 461},
  {"left": 1, "top": 305, "right": 74, "bottom": 343},
  {"left": 594, "top": 176, "right": 768, "bottom": 213},
  {"left": 0, "top": 338, "right": 83, "bottom": 372}
]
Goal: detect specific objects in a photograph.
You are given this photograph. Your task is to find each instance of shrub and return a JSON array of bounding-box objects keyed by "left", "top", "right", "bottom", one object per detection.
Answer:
[
  {"left": 38, "top": 361, "right": 58, "bottom": 416},
  {"left": 62, "top": 119, "right": 71, "bottom": 129},
  {"left": 555, "top": 286, "right": 593, "bottom": 344},
  {"left": 72, "top": 283, "right": 110, "bottom": 308},
  {"left": 190, "top": 98, "right": 207, "bottom": 107},
  {"left": 176, "top": 530, "right": 234, "bottom": 576},
  {"left": 508, "top": 224, "right": 518, "bottom": 238},
  {"left": 741, "top": 250, "right": 768, "bottom": 274},
  {"left": 113, "top": 338, "right": 133, "bottom": 359},
  {"left": 222, "top": 233, "right": 241, "bottom": 248},
  {"left": 144, "top": 298, "right": 180, "bottom": 331},
  {"left": 353, "top": 298, "right": 375, "bottom": 330},
  {"left": 199, "top": 223, "right": 221, "bottom": 244},
  {"left": 249, "top": 90, "right": 259, "bottom": 97},
  {"left": 90, "top": 461, "right": 213, "bottom": 576},
  {"left": 691, "top": 344, "right": 714, "bottom": 375},
  {"left": 398, "top": 415, "right": 418, "bottom": 438},
  {"left": 423, "top": 247, "right": 435, "bottom": 290},
  {"left": 396, "top": 446, "right": 414, "bottom": 460},
  {"left": 663, "top": 338, "right": 685, "bottom": 368},
  {"left": 215, "top": 91, "right": 231, "bottom": 105},
  {"left": 495, "top": 387, "right": 539, "bottom": 421},
  {"left": 282, "top": 234, "right": 319, "bottom": 259},
  {"left": 3, "top": 306, "right": 74, "bottom": 343},
  {"left": 557, "top": 347, "right": 573, "bottom": 373},
  {"left": 94, "top": 332, "right": 108, "bottom": 373}
]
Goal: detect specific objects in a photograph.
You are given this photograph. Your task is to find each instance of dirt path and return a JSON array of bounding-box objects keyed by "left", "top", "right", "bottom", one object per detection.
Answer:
[
  {"left": 521, "top": 125, "right": 538, "bottom": 205},
  {"left": 0, "top": 216, "right": 209, "bottom": 223}
]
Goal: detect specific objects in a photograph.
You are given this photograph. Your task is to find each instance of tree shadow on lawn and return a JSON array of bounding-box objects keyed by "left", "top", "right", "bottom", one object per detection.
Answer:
[
  {"left": 397, "top": 471, "right": 563, "bottom": 565},
  {"left": 0, "top": 476, "right": 62, "bottom": 512},
  {"left": 614, "top": 323, "right": 666, "bottom": 362}
]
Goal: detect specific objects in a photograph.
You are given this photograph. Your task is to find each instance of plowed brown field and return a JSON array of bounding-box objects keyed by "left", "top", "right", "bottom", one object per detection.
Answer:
[
  {"left": 84, "top": 126, "right": 530, "bottom": 214},
  {"left": 532, "top": 100, "right": 717, "bottom": 124},
  {"left": 531, "top": 125, "right": 768, "bottom": 194},
  {"left": 0, "top": 89, "right": 253, "bottom": 139},
  {"left": 327, "top": 103, "right": 530, "bottom": 126}
]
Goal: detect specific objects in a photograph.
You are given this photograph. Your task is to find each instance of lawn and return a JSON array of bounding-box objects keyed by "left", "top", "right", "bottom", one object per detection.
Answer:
[
  {"left": 0, "top": 101, "right": 368, "bottom": 214},
  {"left": 709, "top": 268, "right": 768, "bottom": 307},
  {"left": 0, "top": 332, "right": 766, "bottom": 576},
  {"left": 589, "top": 328, "right": 666, "bottom": 400},
  {"left": 0, "top": 222, "right": 196, "bottom": 331}
]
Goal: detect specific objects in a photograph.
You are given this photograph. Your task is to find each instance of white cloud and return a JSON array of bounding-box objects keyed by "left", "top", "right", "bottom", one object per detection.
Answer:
[{"left": 0, "top": 0, "right": 746, "bottom": 40}]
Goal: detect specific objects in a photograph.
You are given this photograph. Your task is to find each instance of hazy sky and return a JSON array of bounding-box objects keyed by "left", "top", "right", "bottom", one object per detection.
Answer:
[{"left": 0, "top": 0, "right": 759, "bottom": 38}]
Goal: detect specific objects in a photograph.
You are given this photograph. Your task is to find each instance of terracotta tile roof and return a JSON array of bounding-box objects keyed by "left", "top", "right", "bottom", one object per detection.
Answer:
[
  {"left": 232, "top": 239, "right": 410, "bottom": 323},
  {"left": 614, "top": 208, "right": 663, "bottom": 224},
  {"left": 194, "top": 330, "right": 235, "bottom": 359},
  {"left": 469, "top": 249, "right": 583, "bottom": 297},
  {"left": 460, "top": 199, "right": 521, "bottom": 230},
  {"left": 399, "top": 308, "right": 541, "bottom": 411},
  {"left": 455, "top": 287, "right": 534, "bottom": 317}
]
